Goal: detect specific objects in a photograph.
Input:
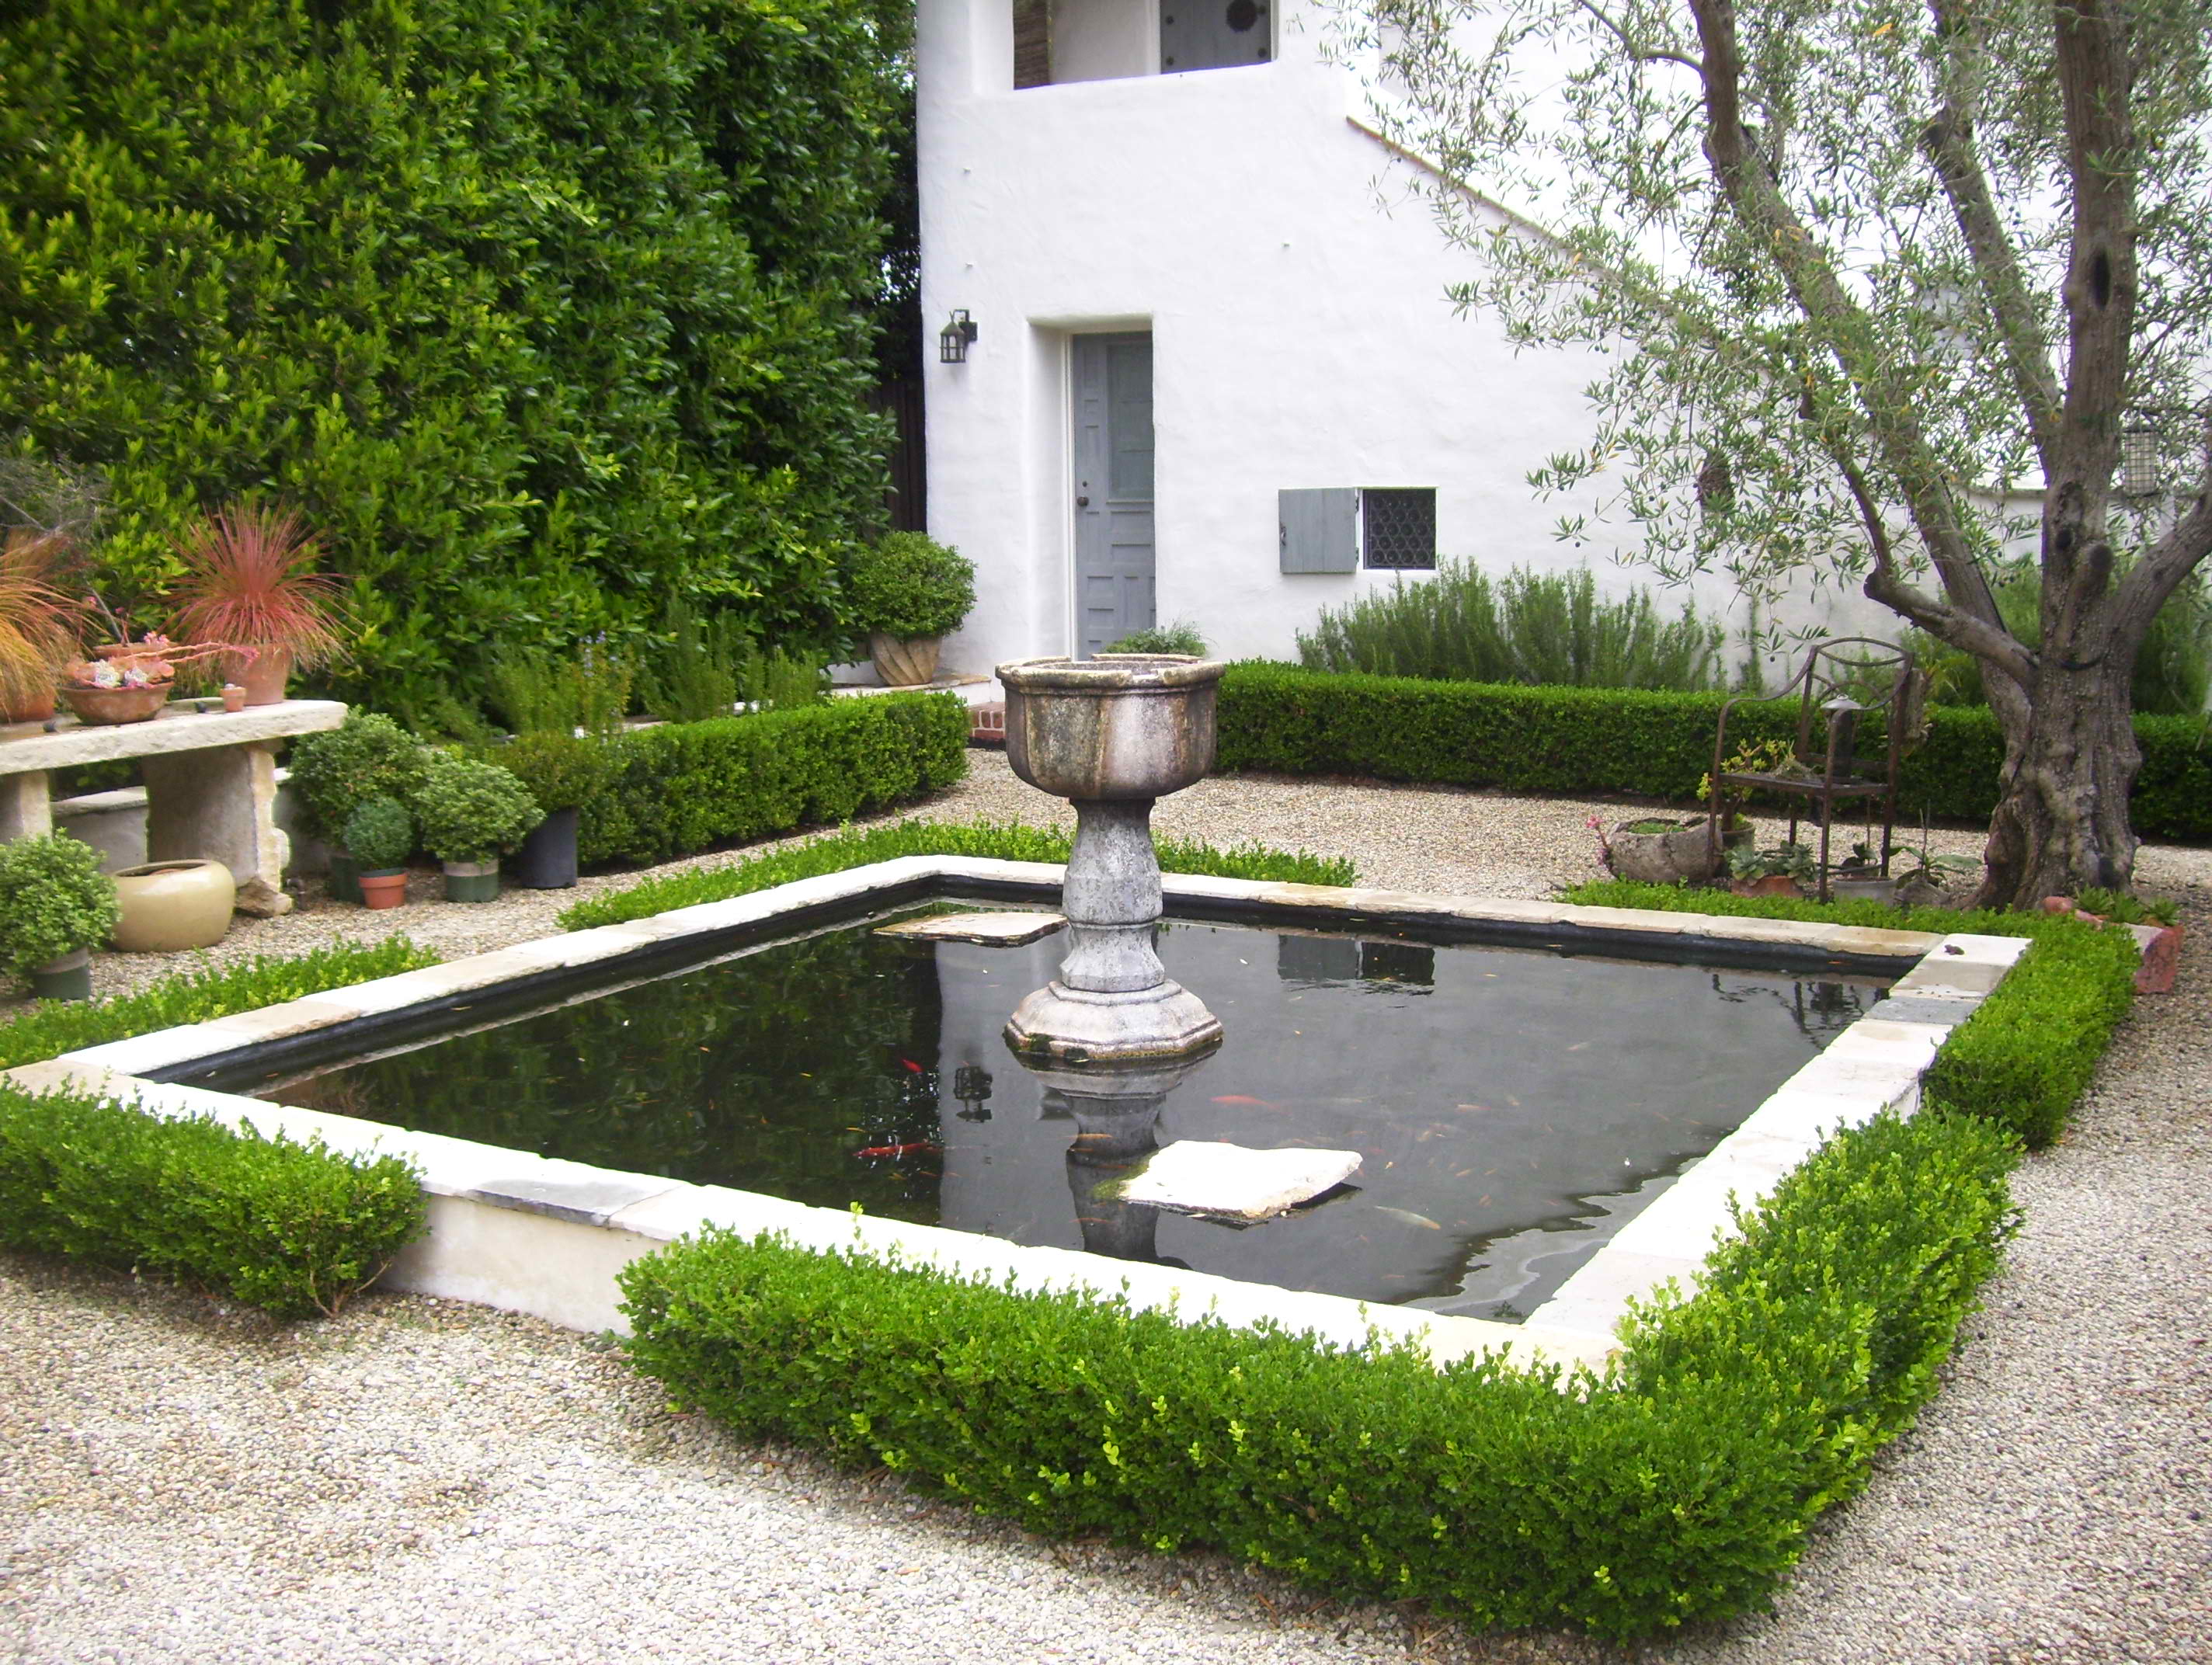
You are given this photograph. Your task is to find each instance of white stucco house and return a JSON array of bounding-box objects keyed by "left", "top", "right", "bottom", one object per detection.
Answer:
[{"left": 912, "top": 0, "right": 1881, "bottom": 682}]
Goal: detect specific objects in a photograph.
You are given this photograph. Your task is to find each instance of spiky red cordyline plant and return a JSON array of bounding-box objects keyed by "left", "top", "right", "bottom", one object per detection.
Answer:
[
  {"left": 169, "top": 503, "right": 349, "bottom": 670},
  {"left": 0, "top": 530, "right": 89, "bottom": 708}
]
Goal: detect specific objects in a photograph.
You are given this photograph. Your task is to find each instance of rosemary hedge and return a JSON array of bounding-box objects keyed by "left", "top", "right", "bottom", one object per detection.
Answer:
[
  {"left": 578, "top": 694, "right": 971, "bottom": 866},
  {"left": 559, "top": 819, "right": 1358, "bottom": 930},
  {"left": 619, "top": 1107, "right": 2016, "bottom": 1640},
  {"left": 0, "top": 1083, "right": 423, "bottom": 1319},
  {"left": 1219, "top": 663, "right": 2212, "bottom": 842}
]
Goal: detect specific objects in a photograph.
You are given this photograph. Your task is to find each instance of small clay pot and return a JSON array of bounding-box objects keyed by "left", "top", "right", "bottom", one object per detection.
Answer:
[
  {"left": 1730, "top": 874, "right": 1803, "bottom": 898},
  {"left": 221, "top": 683, "right": 247, "bottom": 712},
  {"left": 30, "top": 947, "right": 92, "bottom": 1002},
  {"left": 2, "top": 685, "right": 57, "bottom": 724},
  {"left": 869, "top": 631, "right": 941, "bottom": 687},
  {"left": 441, "top": 859, "right": 501, "bottom": 903},
  {"left": 358, "top": 869, "right": 408, "bottom": 910},
  {"left": 61, "top": 682, "right": 172, "bottom": 725}
]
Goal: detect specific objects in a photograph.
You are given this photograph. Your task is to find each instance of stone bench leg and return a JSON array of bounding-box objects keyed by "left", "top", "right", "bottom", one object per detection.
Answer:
[
  {"left": 141, "top": 741, "right": 294, "bottom": 916},
  {"left": 0, "top": 772, "right": 53, "bottom": 842}
]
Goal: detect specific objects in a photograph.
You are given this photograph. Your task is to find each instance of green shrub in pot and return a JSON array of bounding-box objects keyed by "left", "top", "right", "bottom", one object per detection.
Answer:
[
  {"left": 287, "top": 712, "right": 427, "bottom": 839},
  {"left": 847, "top": 533, "right": 976, "bottom": 687},
  {"left": 483, "top": 732, "right": 614, "bottom": 815},
  {"left": 340, "top": 797, "right": 415, "bottom": 875},
  {"left": 410, "top": 751, "right": 543, "bottom": 902},
  {"left": 0, "top": 835, "right": 120, "bottom": 998}
]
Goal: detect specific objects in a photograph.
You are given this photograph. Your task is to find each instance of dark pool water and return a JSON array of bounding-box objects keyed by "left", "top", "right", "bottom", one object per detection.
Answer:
[{"left": 256, "top": 905, "right": 1885, "bottom": 1320}]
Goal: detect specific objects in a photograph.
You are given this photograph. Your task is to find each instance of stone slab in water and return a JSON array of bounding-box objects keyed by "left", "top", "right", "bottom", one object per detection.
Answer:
[
  {"left": 1109, "top": 1139, "right": 1362, "bottom": 1222},
  {"left": 875, "top": 910, "right": 1066, "bottom": 946}
]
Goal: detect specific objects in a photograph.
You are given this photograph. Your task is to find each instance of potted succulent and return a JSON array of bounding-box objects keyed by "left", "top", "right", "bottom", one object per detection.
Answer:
[
  {"left": 287, "top": 712, "right": 427, "bottom": 902},
  {"left": 0, "top": 529, "right": 87, "bottom": 724},
  {"left": 60, "top": 634, "right": 178, "bottom": 725},
  {"left": 1828, "top": 842, "right": 1898, "bottom": 905},
  {"left": 169, "top": 502, "right": 348, "bottom": 705},
  {"left": 847, "top": 532, "right": 976, "bottom": 687},
  {"left": 410, "top": 749, "right": 543, "bottom": 902},
  {"left": 0, "top": 834, "right": 121, "bottom": 1000},
  {"left": 341, "top": 796, "right": 415, "bottom": 909},
  {"left": 483, "top": 731, "right": 614, "bottom": 889},
  {"left": 1725, "top": 840, "right": 1817, "bottom": 897}
]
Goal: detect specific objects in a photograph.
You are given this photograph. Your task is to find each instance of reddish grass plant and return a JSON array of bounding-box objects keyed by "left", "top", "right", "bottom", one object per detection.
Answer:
[
  {"left": 0, "top": 530, "right": 89, "bottom": 714},
  {"left": 169, "top": 504, "right": 349, "bottom": 673}
]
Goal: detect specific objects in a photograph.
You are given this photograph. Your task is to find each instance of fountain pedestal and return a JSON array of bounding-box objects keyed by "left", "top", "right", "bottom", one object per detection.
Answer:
[{"left": 998, "top": 654, "right": 1225, "bottom": 1064}]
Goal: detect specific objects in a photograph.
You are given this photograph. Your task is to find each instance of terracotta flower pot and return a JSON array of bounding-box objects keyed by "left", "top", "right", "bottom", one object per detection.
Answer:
[
  {"left": 221, "top": 683, "right": 247, "bottom": 712},
  {"left": 1730, "top": 874, "right": 1803, "bottom": 898},
  {"left": 110, "top": 860, "right": 236, "bottom": 952},
  {"left": 2, "top": 685, "right": 56, "bottom": 724},
  {"left": 869, "top": 631, "right": 941, "bottom": 687},
  {"left": 358, "top": 869, "right": 408, "bottom": 909},
  {"left": 61, "top": 682, "right": 172, "bottom": 725},
  {"left": 239, "top": 645, "right": 293, "bottom": 707}
]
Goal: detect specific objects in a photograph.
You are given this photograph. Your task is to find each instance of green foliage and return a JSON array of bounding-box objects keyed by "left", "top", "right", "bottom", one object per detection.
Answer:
[
  {"left": 1105, "top": 621, "right": 1208, "bottom": 655},
  {"left": 617, "top": 1107, "right": 2015, "bottom": 1639},
  {"left": 559, "top": 819, "right": 1359, "bottom": 929},
  {"left": 409, "top": 751, "right": 543, "bottom": 864},
  {"left": 488, "top": 641, "right": 634, "bottom": 739},
  {"left": 478, "top": 732, "right": 616, "bottom": 815},
  {"left": 576, "top": 694, "right": 970, "bottom": 867},
  {"left": 2074, "top": 887, "right": 2181, "bottom": 928},
  {"left": 340, "top": 797, "right": 415, "bottom": 874},
  {"left": 0, "top": 0, "right": 907, "bottom": 714},
  {"left": 1297, "top": 563, "right": 1724, "bottom": 690},
  {"left": 847, "top": 533, "right": 976, "bottom": 640},
  {"left": 1218, "top": 664, "right": 2212, "bottom": 842},
  {"left": 0, "top": 836, "right": 120, "bottom": 982},
  {"left": 287, "top": 713, "right": 427, "bottom": 842},
  {"left": 0, "top": 1082, "right": 423, "bottom": 1319},
  {"left": 740, "top": 643, "right": 832, "bottom": 713},
  {"left": 1923, "top": 927, "right": 2140, "bottom": 1149},
  {"left": 638, "top": 597, "right": 744, "bottom": 725},
  {"left": 0, "top": 938, "right": 440, "bottom": 1071}
]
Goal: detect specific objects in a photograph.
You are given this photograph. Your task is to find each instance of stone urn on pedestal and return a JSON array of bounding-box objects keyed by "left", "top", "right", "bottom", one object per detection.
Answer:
[{"left": 998, "top": 653, "right": 1224, "bottom": 1063}]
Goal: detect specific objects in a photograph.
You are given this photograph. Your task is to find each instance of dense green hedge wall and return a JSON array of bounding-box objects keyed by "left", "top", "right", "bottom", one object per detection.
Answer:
[
  {"left": 579, "top": 694, "right": 969, "bottom": 866},
  {"left": 1217, "top": 664, "right": 2212, "bottom": 842},
  {"left": 0, "top": 1083, "right": 424, "bottom": 1318},
  {"left": 0, "top": 0, "right": 906, "bottom": 714},
  {"left": 620, "top": 1107, "right": 2017, "bottom": 1640}
]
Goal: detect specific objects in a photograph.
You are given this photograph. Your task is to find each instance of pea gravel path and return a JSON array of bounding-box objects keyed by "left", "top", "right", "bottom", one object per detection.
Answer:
[{"left": 4, "top": 753, "right": 2207, "bottom": 1664}]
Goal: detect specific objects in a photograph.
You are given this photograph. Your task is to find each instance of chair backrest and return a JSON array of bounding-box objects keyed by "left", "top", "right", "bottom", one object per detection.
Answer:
[{"left": 1788, "top": 638, "right": 1920, "bottom": 777}]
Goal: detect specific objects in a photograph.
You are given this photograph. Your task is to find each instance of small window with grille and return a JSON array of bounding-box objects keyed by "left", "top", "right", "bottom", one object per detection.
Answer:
[{"left": 1362, "top": 488, "right": 1436, "bottom": 570}]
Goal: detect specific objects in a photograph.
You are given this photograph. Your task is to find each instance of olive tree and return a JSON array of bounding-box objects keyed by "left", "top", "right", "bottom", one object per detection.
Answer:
[{"left": 1338, "top": 0, "right": 2210, "bottom": 905}]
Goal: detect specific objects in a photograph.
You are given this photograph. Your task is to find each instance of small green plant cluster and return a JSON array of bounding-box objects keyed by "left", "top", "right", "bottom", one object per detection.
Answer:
[
  {"left": 0, "top": 1082, "right": 424, "bottom": 1319},
  {"left": 1725, "top": 841, "right": 1816, "bottom": 885},
  {"left": 558, "top": 819, "right": 1358, "bottom": 930},
  {"left": 1104, "top": 621, "right": 1207, "bottom": 655},
  {"left": 847, "top": 534, "right": 976, "bottom": 641},
  {"left": 2073, "top": 886, "right": 2182, "bottom": 927},
  {"left": 411, "top": 750, "right": 544, "bottom": 865},
  {"left": 616, "top": 1107, "right": 2013, "bottom": 1640},
  {"left": 0, "top": 939, "right": 441, "bottom": 1071},
  {"left": 578, "top": 694, "right": 971, "bottom": 866},
  {"left": 0, "top": 836, "right": 120, "bottom": 984},
  {"left": 287, "top": 712, "right": 428, "bottom": 843},
  {"left": 488, "top": 641, "right": 635, "bottom": 739},
  {"left": 1297, "top": 562, "right": 1725, "bottom": 690},
  {"left": 342, "top": 798, "right": 416, "bottom": 874},
  {"left": 1923, "top": 924, "right": 2141, "bottom": 1148},
  {"left": 637, "top": 598, "right": 832, "bottom": 724},
  {"left": 1217, "top": 664, "right": 2212, "bottom": 841}
]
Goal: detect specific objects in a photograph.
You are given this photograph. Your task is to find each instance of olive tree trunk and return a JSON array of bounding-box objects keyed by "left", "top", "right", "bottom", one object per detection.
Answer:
[{"left": 1976, "top": 652, "right": 2141, "bottom": 908}]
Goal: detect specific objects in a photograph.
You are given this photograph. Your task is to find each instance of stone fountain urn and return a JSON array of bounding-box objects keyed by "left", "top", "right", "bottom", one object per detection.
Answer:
[{"left": 999, "top": 653, "right": 1225, "bottom": 1063}]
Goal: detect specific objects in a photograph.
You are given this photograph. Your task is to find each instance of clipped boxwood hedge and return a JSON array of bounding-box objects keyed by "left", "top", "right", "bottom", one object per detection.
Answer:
[
  {"left": 0, "top": 1083, "right": 424, "bottom": 1319},
  {"left": 620, "top": 1107, "right": 2017, "bottom": 1640},
  {"left": 1217, "top": 662, "right": 2212, "bottom": 841},
  {"left": 579, "top": 694, "right": 971, "bottom": 866}
]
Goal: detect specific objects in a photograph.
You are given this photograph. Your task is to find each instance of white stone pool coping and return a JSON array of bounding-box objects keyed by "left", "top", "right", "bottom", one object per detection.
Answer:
[{"left": 2, "top": 857, "right": 2026, "bottom": 1380}]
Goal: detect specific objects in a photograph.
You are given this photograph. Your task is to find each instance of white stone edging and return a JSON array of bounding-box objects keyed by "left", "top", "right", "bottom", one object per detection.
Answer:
[{"left": 3, "top": 860, "right": 2019, "bottom": 1382}]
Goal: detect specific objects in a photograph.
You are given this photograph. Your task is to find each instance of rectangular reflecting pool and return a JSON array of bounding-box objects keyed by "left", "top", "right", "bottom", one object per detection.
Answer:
[{"left": 207, "top": 901, "right": 1887, "bottom": 1323}]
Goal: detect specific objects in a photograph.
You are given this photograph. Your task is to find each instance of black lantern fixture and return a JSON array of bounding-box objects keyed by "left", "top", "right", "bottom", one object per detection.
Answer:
[
  {"left": 938, "top": 308, "right": 979, "bottom": 363},
  {"left": 2120, "top": 419, "right": 2162, "bottom": 499}
]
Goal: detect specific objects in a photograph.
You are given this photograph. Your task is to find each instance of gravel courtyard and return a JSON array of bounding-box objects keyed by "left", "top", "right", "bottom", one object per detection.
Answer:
[{"left": 3, "top": 752, "right": 2207, "bottom": 1664}]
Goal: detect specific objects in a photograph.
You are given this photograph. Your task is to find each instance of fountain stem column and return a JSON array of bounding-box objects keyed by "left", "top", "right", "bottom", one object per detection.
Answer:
[{"left": 1058, "top": 798, "right": 1167, "bottom": 993}]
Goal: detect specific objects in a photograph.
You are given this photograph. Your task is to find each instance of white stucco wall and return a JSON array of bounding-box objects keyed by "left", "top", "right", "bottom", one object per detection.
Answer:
[{"left": 916, "top": 0, "right": 1890, "bottom": 682}]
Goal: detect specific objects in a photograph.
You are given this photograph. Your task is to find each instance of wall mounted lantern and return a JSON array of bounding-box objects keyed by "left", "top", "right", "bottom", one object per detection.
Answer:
[
  {"left": 939, "top": 309, "right": 979, "bottom": 363},
  {"left": 2120, "top": 419, "right": 2162, "bottom": 499}
]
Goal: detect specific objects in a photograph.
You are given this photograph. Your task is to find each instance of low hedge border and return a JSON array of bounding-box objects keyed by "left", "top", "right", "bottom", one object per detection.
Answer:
[
  {"left": 618, "top": 1107, "right": 2016, "bottom": 1641},
  {"left": 578, "top": 694, "right": 971, "bottom": 866},
  {"left": 1218, "top": 662, "right": 2212, "bottom": 842},
  {"left": 558, "top": 820, "right": 1358, "bottom": 930},
  {"left": 0, "top": 1082, "right": 425, "bottom": 1319},
  {"left": 1561, "top": 880, "right": 2139, "bottom": 1148}
]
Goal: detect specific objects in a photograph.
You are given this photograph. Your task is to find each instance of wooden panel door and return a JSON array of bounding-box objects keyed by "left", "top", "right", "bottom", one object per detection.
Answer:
[{"left": 1072, "top": 333, "right": 1156, "bottom": 658}]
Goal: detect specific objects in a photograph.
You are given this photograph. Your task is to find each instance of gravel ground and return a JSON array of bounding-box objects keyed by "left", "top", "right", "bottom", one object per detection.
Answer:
[{"left": 3, "top": 752, "right": 2208, "bottom": 1663}]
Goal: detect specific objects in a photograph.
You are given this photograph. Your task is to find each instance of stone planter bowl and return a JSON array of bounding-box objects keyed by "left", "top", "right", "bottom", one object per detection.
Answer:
[
  {"left": 1606, "top": 818, "right": 1748, "bottom": 885},
  {"left": 61, "top": 683, "right": 171, "bottom": 726},
  {"left": 999, "top": 655, "right": 1225, "bottom": 801},
  {"left": 110, "top": 859, "right": 236, "bottom": 951},
  {"left": 869, "top": 632, "right": 941, "bottom": 688}
]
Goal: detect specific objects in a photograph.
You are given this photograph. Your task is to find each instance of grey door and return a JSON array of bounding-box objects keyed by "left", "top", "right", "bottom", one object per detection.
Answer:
[{"left": 1072, "top": 333, "right": 1155, "bottom": 658}]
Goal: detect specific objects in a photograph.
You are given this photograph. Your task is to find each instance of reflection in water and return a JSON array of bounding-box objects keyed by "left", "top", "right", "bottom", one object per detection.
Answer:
[
  {"left": 239, "top": 904, "right": 1887, "bottom": 1322},
  {"left": 1015, "top": 1048, "right": 1219, "bottom": 1267}
]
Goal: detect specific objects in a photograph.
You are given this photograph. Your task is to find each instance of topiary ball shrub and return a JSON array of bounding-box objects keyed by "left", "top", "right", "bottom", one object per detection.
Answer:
[
  {"left": 288, "top": 712, "right": 427, "bottom": 841},
  {"left": 847, "top": 533, "right": 976, "bottom": 641},
  {"left": 340, "top": 796, "right": 415, "bottom": 874},
  {"left": 0, "top": 835, "right": 120, "bottom": 984},
  {"left": 410, "top": 750, "right": 544, "bottom": 865}
]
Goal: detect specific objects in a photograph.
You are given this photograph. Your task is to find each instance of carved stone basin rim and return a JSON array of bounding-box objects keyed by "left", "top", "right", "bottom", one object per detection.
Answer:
[{"left": 997, "top": 653, "right": 1225, "bottom": 694}]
